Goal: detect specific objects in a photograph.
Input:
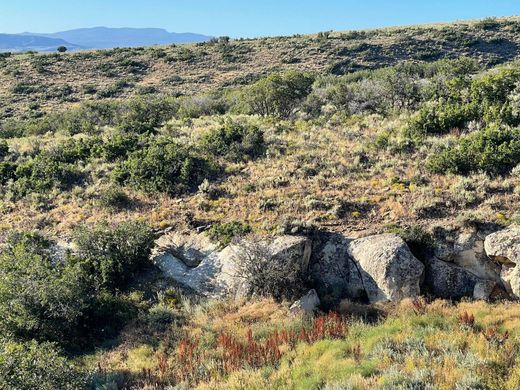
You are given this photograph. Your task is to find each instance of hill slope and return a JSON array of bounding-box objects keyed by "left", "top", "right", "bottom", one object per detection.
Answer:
[{"left": 1, "top": 17, "right": 520, "bottom": 120}]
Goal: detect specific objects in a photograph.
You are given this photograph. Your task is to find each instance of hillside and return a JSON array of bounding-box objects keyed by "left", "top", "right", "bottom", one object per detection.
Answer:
[
  {"left": 1, "top": 17, "right": 520, "bottom": 120},
  {"left": 1, "top": 16, "right": 520, "bottom": 390}
]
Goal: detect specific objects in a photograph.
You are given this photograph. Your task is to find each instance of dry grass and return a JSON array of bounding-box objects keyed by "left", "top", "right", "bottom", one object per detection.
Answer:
[
  {"left": 2, "top": 17, "right": 520, "bottom": 120},
  {"left": 88, "top": 298, "right": 520, "bottom": 389}
]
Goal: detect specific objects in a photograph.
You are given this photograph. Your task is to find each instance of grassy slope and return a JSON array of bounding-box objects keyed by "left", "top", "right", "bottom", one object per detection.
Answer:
[
  {"left": 93, "top": 298, "right": 520, "bottom": 389},
  {"left": 1, "top": 17, "right": 520, "bottom": 120}
]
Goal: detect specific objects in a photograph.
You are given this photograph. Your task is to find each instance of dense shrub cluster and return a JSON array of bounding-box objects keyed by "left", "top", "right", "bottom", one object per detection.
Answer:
[
  {"left": 114, "top": 138, "right": 216, "bottom": 195},
  {"left": 428, "top": 125, "right": 520, "bottom": 175},
  {"left": 73, "top": 221, "right": 155, "bottom": 291},
  {"left": 0, "top": 221, "right": 154, "bottom": 348},
  {"left": 407, "top": 67, "right": 520, "bottom": 137},
  {"left": 201, "top": 120, "right": 266, "bottom": 160},
  {"left": 0, "top": 339, "right": 86, "bottom": 390}
]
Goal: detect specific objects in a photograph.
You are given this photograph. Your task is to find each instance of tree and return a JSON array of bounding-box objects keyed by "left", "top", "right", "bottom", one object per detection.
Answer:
[
  {"left": 57, "top": 46, "right": 67, "bottom": 53},
  {"left": 246, "top": 71, "right": 315, "bottom": 118}
]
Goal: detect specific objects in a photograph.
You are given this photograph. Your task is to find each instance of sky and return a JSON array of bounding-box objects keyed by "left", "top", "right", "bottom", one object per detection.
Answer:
[{"left": 1, "top": 0, "right": 520, "bottom": 38}]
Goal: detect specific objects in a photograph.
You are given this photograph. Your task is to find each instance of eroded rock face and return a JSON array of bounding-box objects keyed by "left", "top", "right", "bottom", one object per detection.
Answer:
[
  {"left": 152, "top": 233, "right": 311, "bottom": 299},
  {"left": 153, "top": 231, "right": 217, "bottom": 267},
  {"left": 484, "top": 227, "right": 520, "bottom": 265},
  {"left": 310, "top": 234, "right": 365, "bottom": 303},
  {"left": 433, "top": 228, "right": 501, "bottom": 284},
  {"left": 425, "top": 257, "right": 483, "bottom": 300},
  {"left": 484, "top": 227, "right": 520, "bottom": 298},
  {"left": 347, "top": 234, "right": 424, "bottom": 303}
]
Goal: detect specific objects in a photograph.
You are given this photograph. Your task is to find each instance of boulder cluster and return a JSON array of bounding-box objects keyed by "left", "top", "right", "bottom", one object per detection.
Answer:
[{"left": 152, "top": 226, "right": 520, "bottom": 310}]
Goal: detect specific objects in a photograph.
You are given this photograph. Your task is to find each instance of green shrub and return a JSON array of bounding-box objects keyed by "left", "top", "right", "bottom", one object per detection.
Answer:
[
  {"left": 207, "top": 221, "right": 252, "bottom": 247},
  {"left": 428, "top": 125, "right": 520, "bottom": 176},
  {"left": 0, "top": 162, "right": 16, "bottom": 185},
  {"left": 246, "top": 70, "right": 315, "bottom": 118},
  {"left": 407, "top": 100, "right": 478, "bottom": 137},
  {"left": 201, "top": 120, "right": 266, "bottom": 160},
  {"left": 0, "top": 339, "right": 86, "bottom": 390},
  {"left": 100, "top": 131, "right": 140, "bottom": 161},
  {"left": 0, "top": 140, "right": 8, "bottom": 159},
  {"left": 117, "top": 138, "right": 216, "bottom": 195},
  {"left": 73, "top": 221, "right": 155, "bottom": 291},
  {"left": 0, "top": 233, "right": 89, "bottom": 342},
  {"left": 12, "top": 154, "right": 83, "bottom": 196},
  {"left": 98, "top": 185, "right": 132, "bottom": 211},
  {"left": 177, "top": 96, "right": 227, "bottom": 119},
  {"left": 117, "top": 98, "right": 179, "bottom": 134}
]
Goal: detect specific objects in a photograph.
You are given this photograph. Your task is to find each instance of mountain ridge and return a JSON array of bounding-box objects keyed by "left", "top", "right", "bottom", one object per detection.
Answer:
[{"left": 2, "top": 27, "right": 212, "bottom": 51}]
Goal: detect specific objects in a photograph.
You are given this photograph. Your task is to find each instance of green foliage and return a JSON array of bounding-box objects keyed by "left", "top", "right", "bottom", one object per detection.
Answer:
[
  {"left": 116, "top": 98, "right": 179, "bottom": 134},
  {"left": 407, "top": 100, "right": 478, "bottom": 137},
  {"left": 116, "top": 138, "right": 215, "bottom": 195},
  {"left": 201, "top": 120, "right": 266, "bottom": 160},
  {"left": 0, "top": 162, "right": 16, "bottom": 185},
  {"left": 0, "top": 233, "right": 89, "bottom": 342},
  {"left": 207, "top": 221, "right": 252, "bottom": 247},
  {"left": 100, "top": 131, "right": 141, "bottom": 161},
  {"left": 246, "top": 70, "right": 315, "bottom": 118},
  {"left": 98, "top": 185, "right": 132, "bottom": 211},
  {"left": 73, "top": 221, "right": 155, "bottom": 291},
  {"left": 0, "top": 140, "right": 8, "bottom": 159},
  {"left": 407, "top": 67, "right": 520, "bottom": 138},
  {"left": 12, "top": 153, "right": 82, "bottom": 197},
  {"left": 428, "top": 125, "right": 520, "bottom": 176},
  {"left": 177, "top": 96, "right": 227, "bottom": 119},
  {"left": 0, "top": 339, "right": 86, "bottom": 390}
]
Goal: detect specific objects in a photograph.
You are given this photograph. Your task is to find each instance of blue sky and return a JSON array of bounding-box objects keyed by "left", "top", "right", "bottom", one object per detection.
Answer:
[{"left": 2, "top": 0, "right": 520, "bottom": 37}]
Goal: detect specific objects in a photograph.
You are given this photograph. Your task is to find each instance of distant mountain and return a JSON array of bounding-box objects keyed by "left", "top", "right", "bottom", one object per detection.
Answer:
[
  {"left": 0, "top": 33, "right": 81, "bottom": 52},
  {"left": 23, "top": 27, "right": 212, "bottom": 50}
]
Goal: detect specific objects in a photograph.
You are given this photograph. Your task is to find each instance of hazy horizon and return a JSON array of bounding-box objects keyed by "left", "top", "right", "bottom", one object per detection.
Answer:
[{"left": 1, "top": 0, "right": 520, "bottom": 39}]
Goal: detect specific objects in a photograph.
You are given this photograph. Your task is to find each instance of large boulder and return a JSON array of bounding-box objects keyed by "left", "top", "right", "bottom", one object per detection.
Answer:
[
  {"left": 484, "top": 227, "right": 520, "bottom": 297},
  {"left": 424, "top": 257, "right": 497, "bottom": 300},
  {"left": 347, "top": 234, "right": 424, "bottom": 303},
  {"left": 152, "top": 233, "right": 311, "bottom": 299},
  {"left": 310, "top": 234, "right": 366, "bottom": 303}
]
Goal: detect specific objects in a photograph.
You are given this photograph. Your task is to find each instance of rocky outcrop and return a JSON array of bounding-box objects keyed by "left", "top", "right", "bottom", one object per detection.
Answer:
[
  {"left": 433, "top": 228, "right": 502, "bottom": 284},
  {"left": 290, "top": 289, "right": 320, "bottom": 314},
  {"left": 484, "top": 227, "right": 520, "bottom": 298},
  {"left": 310, "top": 234, "right": 365, "bottom": 303},
  {"left": 347, "top": 234, "right": 424, "bottom": 303},
  {"left": 153, "top": 231, "right": 217, "bottom": 267},
  {"left": 151, "top": 227, "right": 519, "bottom": 304},
  {"left": 152, "top": 232, "right": 311, "bottom": 299},
  {"left": 424, "top": 257, "right": 497, "bottom": 300}
]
